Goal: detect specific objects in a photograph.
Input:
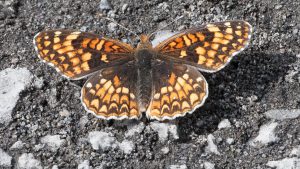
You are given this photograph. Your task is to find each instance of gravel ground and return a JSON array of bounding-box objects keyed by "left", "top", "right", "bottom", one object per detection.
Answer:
[{"left": 0, "top": 0, "right": 299, "bottom": 169}]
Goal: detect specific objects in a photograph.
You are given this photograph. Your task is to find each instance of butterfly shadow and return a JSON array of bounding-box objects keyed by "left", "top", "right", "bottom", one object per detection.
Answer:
[{"left": 175, "top": 52, "right": 297, "bottom": 142}]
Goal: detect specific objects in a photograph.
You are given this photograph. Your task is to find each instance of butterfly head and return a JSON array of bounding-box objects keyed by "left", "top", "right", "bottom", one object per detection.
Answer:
[{"left": 137, "top": 34, "right": 152, "bottom": 49}]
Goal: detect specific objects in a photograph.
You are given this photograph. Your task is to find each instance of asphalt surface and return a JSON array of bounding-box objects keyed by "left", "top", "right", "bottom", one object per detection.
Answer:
[{"left": 0, "top": 0, "right": 299, "bottom": 168}]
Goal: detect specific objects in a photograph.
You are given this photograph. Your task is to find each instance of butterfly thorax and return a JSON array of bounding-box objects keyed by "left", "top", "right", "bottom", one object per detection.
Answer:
[{"left": 135, "top": 34, "right": 155, "bottom": 112}]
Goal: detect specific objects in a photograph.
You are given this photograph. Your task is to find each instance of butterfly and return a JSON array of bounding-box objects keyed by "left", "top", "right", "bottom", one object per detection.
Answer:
[{"left": 33, "top": 20, "right": 252, "bottom": 121}]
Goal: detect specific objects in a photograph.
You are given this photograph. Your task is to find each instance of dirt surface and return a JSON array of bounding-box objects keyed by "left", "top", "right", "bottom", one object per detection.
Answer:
[{"left": 0, "top": 0, "right": 299, "bottom": 168}]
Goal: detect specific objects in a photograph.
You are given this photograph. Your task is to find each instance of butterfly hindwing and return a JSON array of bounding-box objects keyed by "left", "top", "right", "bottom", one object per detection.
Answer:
[
  {"left": 155, "top": 21, "right": 252, "bottom": 72},
  {"left": 146, "top": 62, "right": 208, "bottom": 120},
  {"left": 81, "top": 63, "right": 141, "bottom": 120},
  {"left": 33, "top": 30, "right": 134, "bottom": 79}
]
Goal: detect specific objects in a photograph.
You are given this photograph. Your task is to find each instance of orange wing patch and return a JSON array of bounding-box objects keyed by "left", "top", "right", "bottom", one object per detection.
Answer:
[
  {"left": 33, "top": 30, "right": 133, "bottom": 79},
  {"left": 81, "top": 63, "right": 141, "bottom": 120},
  {"left": 156, "top": 21, "right": 252, "bottom": 72},
  {"left": 147, "top": 63, "right": 208, "bottom": 120}
]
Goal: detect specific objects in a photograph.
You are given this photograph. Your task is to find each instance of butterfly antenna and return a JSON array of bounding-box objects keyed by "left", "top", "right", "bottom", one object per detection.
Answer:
[
  {"left": 149, "top": 14, "right": 185, "bottom": 38},
  {"left": 101, "top": 16, "right": 139, "bottom": 38}
]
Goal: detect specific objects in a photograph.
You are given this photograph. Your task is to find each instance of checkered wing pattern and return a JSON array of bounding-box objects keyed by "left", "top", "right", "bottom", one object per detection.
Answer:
[
  {"left": 81, "top": 63, "right": 141, "bottom": 120},
  {"left": 33, "top": 30, "right": 134, "bottom": 79},
  {"left": 155, "top": 21, "right": 252, "bottom": 72},
  {"left": 147, "top": 62, "right": 208, "bottom": 120}
]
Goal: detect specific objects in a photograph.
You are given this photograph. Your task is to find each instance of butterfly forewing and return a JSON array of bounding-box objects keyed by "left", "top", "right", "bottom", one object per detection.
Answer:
[
  {"left": 81, "top": 63, "right": 141, "bottom": 120},
  {"left": 33, "top": 30, "right": 134, "bottom": 79},
  {"left": 155, "top": 21, "right": 252, "bottom": 72},
  {"left": 147, "top": 62, "right": 208, "bottom": 120}
]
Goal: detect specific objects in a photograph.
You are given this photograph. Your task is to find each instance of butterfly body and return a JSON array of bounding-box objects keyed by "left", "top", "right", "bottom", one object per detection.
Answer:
[{"left": 33, "top": 21, "right": 252, "bottom": 121}]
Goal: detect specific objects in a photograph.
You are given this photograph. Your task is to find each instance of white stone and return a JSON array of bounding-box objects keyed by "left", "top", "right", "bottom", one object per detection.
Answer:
[
  {"left": 205, "top": 134, "right": 220, "bottom": 155},
  {"left": 78, "top": 160, "right": 91, "bottom": 169},
  {"left": 217, "top": 119, "right": 231, "bottom": 129},
  {"left": 18, "top": 153, "right": 42, "bottom": 169},
  {"left": 125, "top": 122, "right": 145, "bottom": 137},
  {"left": 88, "top": 131, "right": 117, "bottom": 150},
  {"left": 0, "top": 68, "right": 32, "bottom": 124},
  {"left": 265, "top": 109, "right": 300, "bottom": 120},
  {"left": 290, "top": 145, "right": 300, "bottom": 157},
  {"left": 118, "top": 140, "right": 134, "bottom": 154},
  {"left": 266, "top": 157, "right": 300, "bottom": 169},
  {"left": 204, "top": 161, "right": 215, "bottom": 169},
  {"left": 40, "top": 135, "right": 65, "bottom": 151},
  {"left": 161, "top": 147, "right": 170, "bottom": 154},
  {"left": 10, "top": 140, "right": 25, "bottom": 150},
  {"left": 150, "top": 121, "right": 178, "bottom": 141},
  {"left": 169, "top": 164, "right": 187, "bottom": 169},
  {"left": 250, "top": 122, "right": 279, "bottom": 146},
  {"left": 0, "top": 148, "right": 12, "bottom": 167},
  {"left": 99, "top": 0, "right": 111, "bottom": 10}
]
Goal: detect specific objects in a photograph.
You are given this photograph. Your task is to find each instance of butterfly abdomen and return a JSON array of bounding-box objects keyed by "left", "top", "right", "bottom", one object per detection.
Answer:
[{"left": 135, "top": 49, "right": 154, "bottom": 112}]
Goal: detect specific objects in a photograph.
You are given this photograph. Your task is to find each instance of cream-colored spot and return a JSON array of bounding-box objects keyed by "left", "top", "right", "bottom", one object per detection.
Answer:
[
  {"left": 237, "top": 26, "right": 242, "bottom": 29},
  {"left": 214, "top": 32, "right": 224, "bottom": 38},
  {"left": 207, "top": 58, "right": 214, "bottom": 65},
  {"left": 196, "top": 77, "right": 203, "bottom": 82},
  {"left": 96, "top": 40, "right": 105, "bottom": 50},
  {"left": 108, "top": 86, "right": 115, "bottom": 94},
  {"left": 225, "top": 34, "right": 234, "bottom": 40},
  {"left": 196, "top": 46, "right": 206, "bottom": 55},
  {"left": 54, "top": 31, "right": 62, "bottom": 35},
  {"left": 49, "top": 54, "right": 55, "bottom": 59},
  {"left": 66, "top": 51, "right": 75, "bottom": 59},
  {"left": 235, "top": 31, "right": 242, "bottom": 36},
  {"left": 66, "top": 34, "right": 79, "bottom": 40},
  {"left": 221, "top": 39, "right": 230, "bottom": 45},
  {"left": 177, "top": 77, "right": 186, "bottom": 86},
  {"left": 86, "top": 82, "right": 92, "bottom": 88},
  {"left": 161, "top": 87, "right": 168, "bottom": 94},
  {"left": 211, "top": 43, "right": 219, "bottom": 50},
  {"left": 212, "top": 38, "right": 222, "bottom": 43},
  {"left": 82, "top": 52, "right": 92, "bottom": 61},
  {"left": 180, "top": 50, "right": 187, "bottom": 58},
  {"left": 130, "top": 93, "right": 135, "bottom": 99},
  {"left": 182, "top": 101, "right": 190, "bottom": 109},
  {"left": 99, "top": 105, "right": 108, "bottom": 112},
  {"left": 226, "top": 28, "right": 233, "bottom": 34},
  {"left": 53, "top": 44, "right": 61, "bottom": 50},
  {"left": 168, "top": 86, "right": 173, "bottom": 92},
  {"left": 101, "top": 54, "right": 108, "bottom": 63},
  {"left": 154, "top": 93, "right": 160, "bottom": 99},
  {"left": 237, "top": 39, "right": 243, "bottom": 44},
  {"left": 198, "top": 55, "right": 207, "bottom": 64},
  {"left": 183, "top": 74, "right": 189, "bottom": 80},
  {"left": 116, "top": 87, "right": 122, "bottom": 93},
  {"left": 44, "top": 41, "right": 51, "bottom": 47},
  {"left": 70, "top": 58, "right": 80, "bottom": 66},
  {"left": 207, "top": 26, "right": 220, "bottom": 32},
  {"left": 63, "top": 40, "right": 72, "bottom": 46},
  {"left": 182, "top": 35, "right": 191, "bottom": 46},
  {"left": 224, "top": 22, "right": 231, "bottom": 26},
  {"left": 81, "top": 62, "right": 90, "bottom": 71},
  {"left": 190, "top": 93, "right": 199, "bottom": 105},
  {"left": 207, "top": 50, "right": 217, "bottom": 58},
  {"left": 91, "top": 99, "right": 99, "bottom": 110},
  {"left": 54, "top": 37, "right": 60, "bottom": 43},
  {"left": 42, "top": 50, "right": 49, "bottom": 55},
  {"left": 103, "top": 81, "right": 112, "bottom": 90},
  {"left": 175, "top": 83, "right": 181, "bottom": 91},
  {"left": 122, "top": 87, "right": 129, "bottom": 94},
  {"left": 222, "top": 47, "right": 227, "bottom": 52}
]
